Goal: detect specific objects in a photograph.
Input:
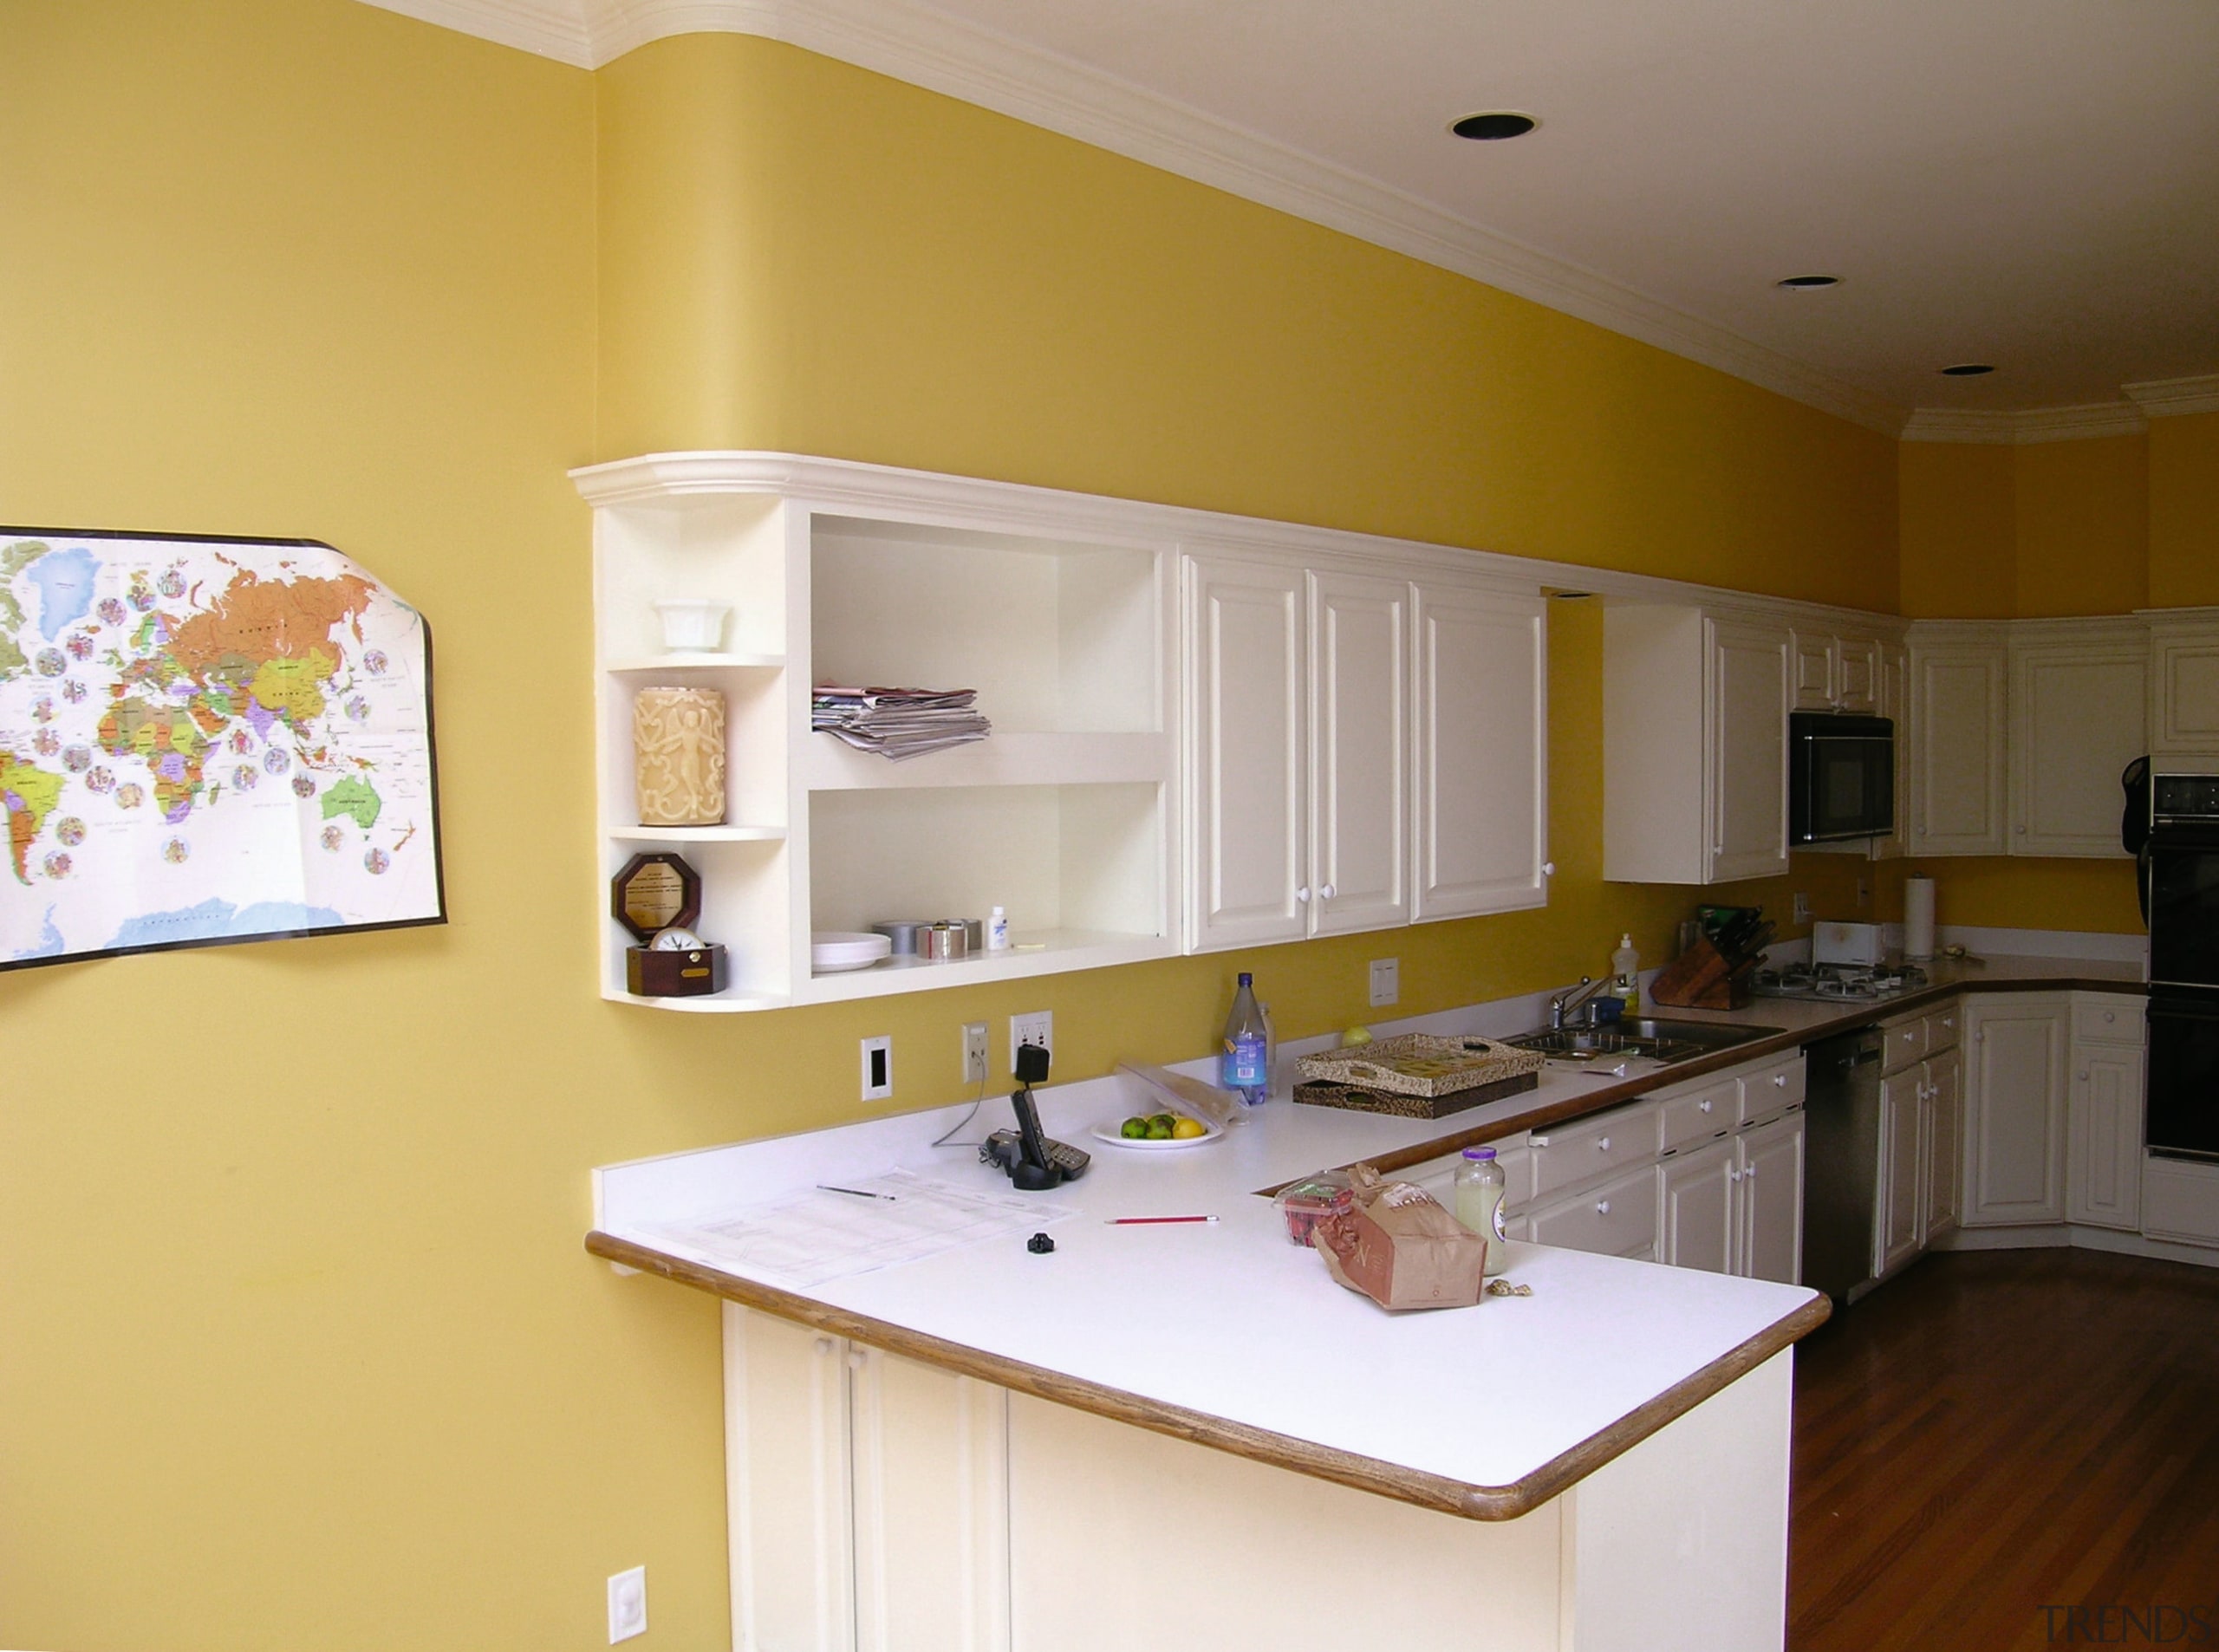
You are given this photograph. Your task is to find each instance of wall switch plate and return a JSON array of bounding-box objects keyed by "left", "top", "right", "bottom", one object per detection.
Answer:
[
  {"left": 1793, "top": 892, "right": 1812, "bottom": 925},
  {"left": 962, "top": 1022, "right": 989, "bottom": 1085},
  {"left": 1369, "top": 958, "right": 1400, "bottom": 1008},
  {"left": 608, "top": 1566, "right": 647, "bottom": 1643},
  {"left": 1010, "top": 1011, "right": 1051, "bottom": 1070},
  {"left": 861, "top": 1035, "right": 893, "bottom": 1102}
]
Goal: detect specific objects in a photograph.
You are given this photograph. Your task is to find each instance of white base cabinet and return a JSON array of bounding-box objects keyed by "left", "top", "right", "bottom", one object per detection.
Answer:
[
  {"left": 1961, "top": 993, "right": 2072, "bottom": 1226},
  {"left": 2067, "top": 992, "right": 2145, "bottom": 1232}
]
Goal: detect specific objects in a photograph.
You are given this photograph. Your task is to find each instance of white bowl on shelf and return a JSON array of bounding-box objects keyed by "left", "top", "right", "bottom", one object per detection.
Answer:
[
  {"left": 811, "top": 931, "right": 893, "bottom": 972},
  {"left": 654, "top": 599, "right": 732, "bottom": 653}
]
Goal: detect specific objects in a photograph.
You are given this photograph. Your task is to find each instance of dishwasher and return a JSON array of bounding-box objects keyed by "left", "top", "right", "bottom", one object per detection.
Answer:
[{"left": 1800, "top": 1025, "right": 1885, "bottom": 1304}]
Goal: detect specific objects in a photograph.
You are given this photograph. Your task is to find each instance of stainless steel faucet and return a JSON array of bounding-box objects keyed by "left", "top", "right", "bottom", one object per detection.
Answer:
[{"left": 1549, "top": 975, "right": 1612, "bottom": 1030}]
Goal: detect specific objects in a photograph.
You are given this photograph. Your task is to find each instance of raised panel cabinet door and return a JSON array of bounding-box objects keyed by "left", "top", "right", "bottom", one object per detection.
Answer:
[
  {"left": 1836, "top": 636, "right": 1881, "bottom": 714},
  {"left": 1737, "top": 1109, "right": 1806, "bottom": 1285},
  {"left": 1925, "top": 1051, "right": 1962, "bottom": 1239},
  {"left": 849, "top": 1346, "right": 1012, "bottom": 1652},
  {"left": 1185, "top": 556, "right": 1306, "bottom": 949},
  {"left": 1308, "top": 572, "right": 1409, "bottom": 936},
  {"left": 1658, "top": 1137, "right": 1736, "bottom": 1275},
  {"left": 1908, "top": 638, "right": 2008, "bottom": 855},
  {"left": 1871, "top": 641, "right": 1910, "bottom": 860},
  {"left": 1412, "top": 582, "right": 1548, "bottom": 920},
  {"left": 1708, "top": 620, "right": 1792, "bottom": 881},
  {"left": 1962, "top": 996, "right": 2070, "bottom": 1225},
  {"left": 723, "top": 1305, "right": 855, "bottom": 1652},
  {"left": 2009, "top": 641, "right": 2147, "bottom": 857},
  {"left": 2066, "top": 1045, "right": 2145, "bottom": 1232},
  {"left": 1791, "top": 630, "right": 1838, "bottom": 710},
  {"left": 1877, "top": 1071, "right": 1924, "bottom": 1276},
  {"left": 2151, "top": 626, "right": 2219, "bottom": 755}
]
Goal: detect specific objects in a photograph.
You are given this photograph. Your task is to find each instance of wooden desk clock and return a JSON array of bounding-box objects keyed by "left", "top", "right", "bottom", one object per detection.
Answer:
[{"left": 610, "top": 851, "right": 728, "bottom": 998}]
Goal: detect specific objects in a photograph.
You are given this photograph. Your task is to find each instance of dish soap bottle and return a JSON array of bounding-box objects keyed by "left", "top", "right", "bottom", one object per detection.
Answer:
[
  {"left": 1612, "top": 933, "right": 1641, "bottom": 1013},
  {"left": 1221, "top": 972, "right": 1270, "bottom": 1106}
]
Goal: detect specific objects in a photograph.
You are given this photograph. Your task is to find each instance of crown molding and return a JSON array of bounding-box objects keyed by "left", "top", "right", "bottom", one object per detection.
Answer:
[
  {"left": 2123, "top": 374, "right": 2219, "bottom": 418},
  {"left": 360, "top": 0, "right": 1910, "bottom": 436},
  {"left": 1898, "top": 401, "right": 2150, "bottom": 445}
]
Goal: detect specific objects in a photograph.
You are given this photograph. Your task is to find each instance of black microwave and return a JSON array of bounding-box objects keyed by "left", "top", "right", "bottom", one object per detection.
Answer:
[{"left": 1789, "top": 712, "right": 1895, "bottom": 842}]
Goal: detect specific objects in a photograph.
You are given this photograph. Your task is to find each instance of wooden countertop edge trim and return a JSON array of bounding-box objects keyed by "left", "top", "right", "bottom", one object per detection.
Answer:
[
  {"left": 584, "top": 1228, "right": 1830, "bottom": 1521},
  {"left": 1340, "top": 972, "right": 2145, "bottom": 1181}
]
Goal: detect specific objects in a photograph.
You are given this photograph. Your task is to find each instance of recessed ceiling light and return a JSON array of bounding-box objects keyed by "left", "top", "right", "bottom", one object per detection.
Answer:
[
  {"left": 1451, "top": 112, "right": 1538, "bottom": 141},
  {"left": 1776, "top": 275, "right": 1841, "bottom": 290},
  {"left": 1940, "top": 363, "right": 1995, "bottom": 376}
]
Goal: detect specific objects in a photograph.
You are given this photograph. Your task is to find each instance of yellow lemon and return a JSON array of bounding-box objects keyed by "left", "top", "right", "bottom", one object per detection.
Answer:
[{"left": 1171, "top": 1116, "right": 1207, "bottom": 1140}]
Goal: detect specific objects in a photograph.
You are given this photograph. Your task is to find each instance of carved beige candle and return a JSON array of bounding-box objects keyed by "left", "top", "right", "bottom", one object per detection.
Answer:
[{"left": 634, "top": 687, "right": 727, "bottom": 826}]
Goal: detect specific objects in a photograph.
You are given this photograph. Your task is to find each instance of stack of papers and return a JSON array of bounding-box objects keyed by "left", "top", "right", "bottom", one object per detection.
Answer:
[
  {"left": 811, "top": 684, "right": 992, "bottom": 760},
  {"left": 641, "top": 1169, "right": 1070, "bottom": 1290}
]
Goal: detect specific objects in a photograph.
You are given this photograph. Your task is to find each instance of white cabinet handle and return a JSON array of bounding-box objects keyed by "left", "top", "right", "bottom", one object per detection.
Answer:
[
  {"left": 848, "top": 1349, "right": 868, "bottom": 1371},
  {"left": 1699, "top": 1098, "right": 1714, "bottom": 1114},
  {"left": 1294, "top": 886, "right": 1310, "bottom": 903},
  {"left": 1320, "top": 883, "right": 1336, "bottom": 899},
  {"left": 1542, "top": 861, "right": 1556, "bottom": 877},
  {"left": 1596, "top": 1199, "right": 1611, "bottom": 1215},
  {"left": 2078, "top": 1070, "right": 2089, "bottom": 1083},
  {"left": 1597, "top": 1135, "right": 1611, "bottom": 1152},
  {"left": 1746, "top": 1162, "right": 1759, "bottom": 1179},
  {"left": 2015, "top": 824, "right": 2027, "bottom": 835},
  {"left": 814, "top": 1337, "right": 835, "bottom": 1357},
  {"left": 2104, "top": 1011, "right": 2116, "bottom": 1024},
  {"left": 1728, "top": 1166, "right": 1743, "bottom": 1182},
  {"left": 1773, "top": 1073, "right": 1788, "bottom": 1087}
]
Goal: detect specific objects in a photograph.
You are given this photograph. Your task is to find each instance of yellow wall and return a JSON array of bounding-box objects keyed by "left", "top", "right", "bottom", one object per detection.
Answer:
[
  {"left": 2012, "top": 435, "right": 2149, "bottom": 617},
  {"left": 1898, "top": 441, "right": 2016, "bottom": 618},
  {"left": 0, "top": 12, "right": 1964, "bottom": 1652},
  {"left": 2149, "top": 411, "right": 2219, "bottom": 608}
]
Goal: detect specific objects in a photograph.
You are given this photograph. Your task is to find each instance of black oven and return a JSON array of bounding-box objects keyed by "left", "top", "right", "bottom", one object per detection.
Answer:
[
  {"left": 1790, "top": 712, "right": 1895, "bottom": 843},
  {"left": 2147, "top": 774, "right": 2219, "bottom": 1161}
]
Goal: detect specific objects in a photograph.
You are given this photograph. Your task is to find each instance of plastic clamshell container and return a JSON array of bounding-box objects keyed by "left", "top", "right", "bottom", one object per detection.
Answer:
[{"left": 1274, "top": 1172, "right": 1355, "bottom": 1246}]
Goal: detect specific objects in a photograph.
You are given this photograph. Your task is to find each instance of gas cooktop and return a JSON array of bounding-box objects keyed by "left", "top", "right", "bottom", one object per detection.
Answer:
[{"left": 1750, "top": 961, "right": 1929, "bottom": 1003}]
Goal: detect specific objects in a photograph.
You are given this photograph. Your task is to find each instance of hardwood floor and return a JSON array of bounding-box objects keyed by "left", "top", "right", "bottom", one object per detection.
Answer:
[{"left": 1789, "top": 1248, "right": 2219, "bottom": 1652}]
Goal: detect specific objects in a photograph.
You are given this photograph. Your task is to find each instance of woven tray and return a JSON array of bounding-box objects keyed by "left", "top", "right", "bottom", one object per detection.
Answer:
[
  {"left": 1292, "top": 1070, "right": 1539, "bottom": 1120},
  {"left": 1297, "top": 1033, "right": 1545, "bottom": 1098}
]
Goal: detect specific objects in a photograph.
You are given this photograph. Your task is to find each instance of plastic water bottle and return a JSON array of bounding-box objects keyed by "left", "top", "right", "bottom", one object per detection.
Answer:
[
  {"left": 1221, "top": 972, "right": 1270, "bottom": 1105},
  {"left": 1454, "top": 1147, "right": 1509, "bottom": 1277}
]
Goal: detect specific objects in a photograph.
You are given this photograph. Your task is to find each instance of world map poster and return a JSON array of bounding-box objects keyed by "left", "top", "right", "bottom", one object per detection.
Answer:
[{"left": 0, "top": 527, "right": 444, "bottom": 970}]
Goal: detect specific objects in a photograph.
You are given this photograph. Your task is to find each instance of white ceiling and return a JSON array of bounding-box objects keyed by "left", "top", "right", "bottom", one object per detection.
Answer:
[{"left": 373, "top": 0, "right": 2219, "bottom": 433}]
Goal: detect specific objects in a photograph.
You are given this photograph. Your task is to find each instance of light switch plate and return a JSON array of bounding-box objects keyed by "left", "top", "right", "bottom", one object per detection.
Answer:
[
  {"left": 962, "top": 1022, "right": 989, "bottom": 1085},
  {"left": 861, "top": 1035, "right": 893, "bottom": 1102},
  {"left": 1793, "top": 892, "right": 1812, "bottom": 925},
  {"left": 608, "top": 1566, "right": 646, "bottom": 1643},
  {"left": 1369, "top": 958, "right": 1400, "bottom": 1008}
]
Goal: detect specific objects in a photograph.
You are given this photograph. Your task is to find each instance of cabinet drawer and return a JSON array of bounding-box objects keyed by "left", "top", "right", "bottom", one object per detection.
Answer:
[
  {"left": 1924, "top": 1001, "right": 1962, "bottom": 1056},
  {"left": 1880, "top": 1015, "right": 1927, "bottom": 1076},
  {"left": 1525, "top": 1161, "right": 1658, "bottom": 1259},
  {"left": 1530, "top": 1102, "right": 1659, "bottom": 1201},
  {"left": 1660, "top": 1075, "right": 1736, "bottom": 1153},
  {"left": 1736, "top": 1055, "right": 1805, "bottom": 1126},
  {"left": 2073, "top": 997, "right": 2142, "bottom": 1047}
]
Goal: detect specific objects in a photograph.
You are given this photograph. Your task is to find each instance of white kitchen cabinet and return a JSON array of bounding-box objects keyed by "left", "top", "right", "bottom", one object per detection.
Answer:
[
  {"left": 1604, "top": 607, "right": 1790, "bottom": 884},
  {"left": 1308, "top": 571, "right": 1409, "bottom": 936},
  {"left": 725, "top": 1306, "right": 1010, "bottom": 1652},
  {"left": 1923, "top": 1045, "right": 1962, "bottom": 1243},
  {"left": 1907, "top": 622, "right": 2009, "bottom": 856},
  {"left": 1186, "top": 555, "right": 1307, "bottom": 950},
  {"left": 2147, "top": 608, "right": 2219, "bottom": 761},
  {"left": 2066, "top": 992, "right": 2145, "bottom": 1232},
  {"left": 1659, "top": 1136, "right": 1737, "bottom": 1275},
  {"left": 1961, "top": 993, "right": 2071, "bottom": 1226},
  {"left": 1877, "top": 1068, "right": 1924, "bottom": 1276},
  {"left": 2143, "top": 1156, "right": 2219, "bottom": 1247},
  {"left": 1869, "top": 640, "right": 1911, "bottom": 861},
  {"left": 1737, "top": 1109, "right": 1806, "bottom": 1286},
  {"left": 1792, "top": 629, "right": 1880, "bottom": 713},
  {"left": 2008, "top": 621, "right": 2147, "bottom": 857},
  {"left": 1411, "top": 581, "right": 1550, "bottom": 920},
  {"left": 1526, "top": 1160, "right": 1660, "bottom": 1260}
]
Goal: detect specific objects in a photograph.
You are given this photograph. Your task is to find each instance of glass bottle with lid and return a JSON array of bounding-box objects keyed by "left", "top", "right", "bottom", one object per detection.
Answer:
[{"left": 1454, "top": 1147, "right": 1509, "bottom": 1277}]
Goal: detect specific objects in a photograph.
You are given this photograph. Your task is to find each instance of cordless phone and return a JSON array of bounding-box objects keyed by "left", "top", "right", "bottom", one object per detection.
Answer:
[{"left": 980, "top": 1043, "right": 1088, "bottom": 1188}]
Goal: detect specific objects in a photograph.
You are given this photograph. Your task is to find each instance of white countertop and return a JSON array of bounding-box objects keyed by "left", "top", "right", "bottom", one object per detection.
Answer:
[{"left": 589, "top": 953, "right": 2139, "bottom": 1509}]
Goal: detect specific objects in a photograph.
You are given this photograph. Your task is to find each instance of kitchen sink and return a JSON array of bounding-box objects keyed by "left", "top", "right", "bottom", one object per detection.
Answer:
[{"left": 1505, "top": 1017, "right": 1781, "bottom": 1066}]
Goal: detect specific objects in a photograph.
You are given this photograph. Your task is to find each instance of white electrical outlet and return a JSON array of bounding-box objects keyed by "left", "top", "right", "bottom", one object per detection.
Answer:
[
  {"left": 962, "top": 1022, "right": 989, "bottom": 1085},
  {"left": 1793, "top": 892, "right": 1812, "bottom": 925},
  {"left": 1010, "top": 1011, "right": 1052, "bottom": 1071},
  {"left": 1369, "top": 957, "right": 1400, "bottom": 1008},
  {"left": 608, "top": 1565, "right": 647, "bottom": 1643},
  {"left": 861, "top": 1035, "right": 893, "bottom": 1102}
]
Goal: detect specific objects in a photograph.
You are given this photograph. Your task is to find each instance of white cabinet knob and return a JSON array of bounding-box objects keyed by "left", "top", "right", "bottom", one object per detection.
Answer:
[
  {"left": 1728, "top": 1166, "right": 1743, "bottom": 1182},
  {"left": 1699, "top": 1098, "right": 1714, "bottom": 1114},
  {"left": 848, "top": 1349, "right": 868, "bottom": 1371},
  {"left": 1320, "top": 883, "right": 1336, "bottom": 899},
  {"left": 2078, "top": 1070, "right": 2089, "bottom": 1083},
  {"left": 1598, "top": 1135, "right": 1611, "bottom": 1152},
  {"left": 814, "top": 1337, "right": 835, "bottom": 1357},
  {"left": 2104, "top": 1011, "right": 2116, "bottom": 1024},
  {"left": 1746, "top": 1162, "right": 1760, "bottom": 1180},
  {"left": 1294, "top": 886, "right": 1310, "bottom": 903},
  {"left": 1597, "top": 1199, "right": 1611, "bottom": 1215},
  {"left": 1542, "top": 861, "right": 1556, "bottom": 877},
  {"left": 2015, "top": 824, "right": 2027, "bottom": 835}
]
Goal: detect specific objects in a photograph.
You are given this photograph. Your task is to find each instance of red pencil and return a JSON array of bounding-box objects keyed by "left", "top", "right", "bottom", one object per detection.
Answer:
[{"left": 1104, "top": 1214, "right": 1219, "bottom": 1225}]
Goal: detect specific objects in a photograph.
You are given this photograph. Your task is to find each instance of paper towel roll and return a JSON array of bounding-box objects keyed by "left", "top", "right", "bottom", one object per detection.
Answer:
[{"left": 1904, "top": 876, "right": 1936, "bottom": 962}]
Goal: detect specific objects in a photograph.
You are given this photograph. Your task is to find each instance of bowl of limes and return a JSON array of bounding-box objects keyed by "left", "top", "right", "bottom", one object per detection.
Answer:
[{"left": 1090, "top": 1109, "right": 1221, "bottom": 1149}]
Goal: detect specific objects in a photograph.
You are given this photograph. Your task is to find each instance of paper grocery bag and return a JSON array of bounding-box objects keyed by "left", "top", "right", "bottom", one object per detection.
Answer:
[{"left": 1312, "top": 1163, "right": 1487, "bottom": 1311}]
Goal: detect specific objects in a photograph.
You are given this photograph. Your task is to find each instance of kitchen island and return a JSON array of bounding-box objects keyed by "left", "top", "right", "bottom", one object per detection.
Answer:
[{"left": 588, "top": 953, "right": 2146, "bottom": 1652}]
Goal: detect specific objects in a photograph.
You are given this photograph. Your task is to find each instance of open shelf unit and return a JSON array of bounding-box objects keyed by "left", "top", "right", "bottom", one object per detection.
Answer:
[{"left": 580, "top": 456, "right": 1180, "bottom": 1010}]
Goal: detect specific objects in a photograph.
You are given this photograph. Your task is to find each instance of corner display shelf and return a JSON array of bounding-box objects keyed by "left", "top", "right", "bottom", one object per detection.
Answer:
[{"left": 577, "top": 452, "right": 1181, "bottom": 1011}]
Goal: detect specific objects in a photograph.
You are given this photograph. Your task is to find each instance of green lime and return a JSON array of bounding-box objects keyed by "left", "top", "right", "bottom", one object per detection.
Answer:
[
  {"left": 1146, "top": 1119, "right": 1174, "bottom": 1140},
  {"left": 1120, "top": 1116, "right": 1149, "bottom": 1139}
]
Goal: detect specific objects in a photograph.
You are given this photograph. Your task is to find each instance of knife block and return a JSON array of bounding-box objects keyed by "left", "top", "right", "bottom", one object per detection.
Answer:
[{"left": 1648, "top": 935, "right": 1754, "bottom": 1011}]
